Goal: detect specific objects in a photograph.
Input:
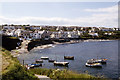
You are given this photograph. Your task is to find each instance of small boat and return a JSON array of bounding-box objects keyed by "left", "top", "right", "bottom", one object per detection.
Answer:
[
  {"left": 41, "top": 57, "right": 49, "bottom": 60},
  {"left": 54, "top": 61, "right": 69, "bottom": 66},
  {"left": 31, "top": 63, "right": 42, "bottom": 67},
  {"left": 64, "top": 56, "right": 74, "bottom": 60},
  {"left": 85, "top": 62, "right": 102, "bottom": 67},
  {"left": 48, "top": 59, "right": 55, "bottom": 62},
  {"left": 26, "top": 64, "right": 34, "bottom": 69},
  {"left": 36, "top": 59, "right": 43, "bottom": 63}
]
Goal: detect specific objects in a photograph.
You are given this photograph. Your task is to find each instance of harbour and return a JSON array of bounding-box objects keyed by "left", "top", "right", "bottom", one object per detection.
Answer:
[
  {"left": 18, "top": 40, "right": 118, "bottom": 78},
  {"left": 1, "top": 2, "right": 119, "bottom": 80}
]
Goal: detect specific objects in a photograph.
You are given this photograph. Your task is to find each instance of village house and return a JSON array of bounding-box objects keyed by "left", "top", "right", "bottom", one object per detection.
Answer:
[
  {"left": 30, "top": 30, "right": 51, "bottom": 40},
  {"left": 3, "top": 25, "right": 15, "bottom": 30},
  {"left": 50, "top": 30, "right": 67, "bottom": 39},
  {"left": 101, "top": 28, "right": 111, "bottom": 31},
  {"left": 88, "top": 32, "right": 99, "bottom": 37},
  {"left": 104, "top": 32, "right": 115, "bottom": 35},
  {"left": 30, "top": 26, "right": 42, "bottom": 30},
  {"left": 30, "top": 31, "right": 42, "bottom": 39},
  {"left": 14, "top": 29, "right": 25, "bottom": 37},
  {"left": 50, "top": 30, "right": 80, "bottom": 39},
  {"left": 14, "top": 26, "right": 22, "bottom": 29},
  {"left": 77, "top": 31, "right": 83, "bottom": 36},
  {"left": 50, "top": 32, "right": 60, "bottom": 39},
  {"left": 113, "top": 28, "right": 120, "bottom": 31},
  {"left": 21, "top": 30, "right": 33, "bottom": 40},
  {"left": 6, "top": 30, "right": 15, "bottom": 36},
  {"left": 67, "top": 31, "right": 79, "bottom": 38},
  {"left": 60, "top": 31, "right": 68, "bottom": 38}
]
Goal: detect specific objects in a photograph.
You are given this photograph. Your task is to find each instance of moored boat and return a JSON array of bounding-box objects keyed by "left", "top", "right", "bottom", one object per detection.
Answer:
[
  {"left": 48, "top": 59, "right": 55, "bottom": 62},
  {"left": 64, "top": 56, "right": 74, "bottom": 60},
  {"left": 26, "top": 64, "right": 34, "bottom": 69},
  {"left": 85, "top": 62, "right": 102, "bottom": 67},
  {"left": 41, "top": 57, "right": 49, "bottom": 60},
  {"left": 31, "top": 63, "right": 42, "bottom": 67},
  {"left": 54, "top": 61, "right": 69, "bottom": 66}
]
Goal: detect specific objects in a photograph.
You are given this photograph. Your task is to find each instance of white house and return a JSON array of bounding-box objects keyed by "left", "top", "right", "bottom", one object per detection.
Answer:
[
  {"left": 88, "top": 33, "right": 98, "bottom": 36},
  {"left": 6, "top": 30, "right": 15, "bottom": 36},
  {"left": 31, "top": 31, "right": 43, "bottom": 39},
  {"left": 14, "top": 29, "right": 24, "bottom": 37},
  {"left": 50, "top": 32, "right": 60, "bottom": 39},
  {"left": 67, "top": 31, "right": 79, "bottom": 38},
  {"left": 50, "top": 31, "right": 79, "bottom": 39},
  {"left": 31, "top": 30, "right": 50, "bottom": 39}
]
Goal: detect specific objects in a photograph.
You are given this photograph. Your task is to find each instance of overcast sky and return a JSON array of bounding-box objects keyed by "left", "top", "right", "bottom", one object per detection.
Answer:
[{"left": 0, "top": 2, "right": 118, "bottom": 28}]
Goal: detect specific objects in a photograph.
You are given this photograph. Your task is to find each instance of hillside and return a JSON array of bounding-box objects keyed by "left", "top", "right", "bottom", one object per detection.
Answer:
[{"left": 1, "top": 48, "right": 39, "bottom": 80}]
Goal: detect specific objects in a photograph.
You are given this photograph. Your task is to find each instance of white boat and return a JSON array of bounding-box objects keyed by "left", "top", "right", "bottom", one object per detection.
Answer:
[
  {"left": 41, "top": 57, "right": 49, "bottom": 60},
  {"left": 54, "top": 61, "right": 69, "bottom": 66},
  {"left": 86, "top": 62, "right": 102, "bottom": 67}
]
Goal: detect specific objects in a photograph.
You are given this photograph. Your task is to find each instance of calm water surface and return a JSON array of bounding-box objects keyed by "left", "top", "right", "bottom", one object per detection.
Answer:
[{"left": 18, "top": 40, "right": 118, "bottom": 78}]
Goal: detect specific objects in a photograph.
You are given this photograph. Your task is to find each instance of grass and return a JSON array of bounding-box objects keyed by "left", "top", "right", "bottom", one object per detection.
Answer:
[
  {"left": 1, "top": 48, "right": 39, "bottom": 80},
  {"left": 29, "top": 68, "right": 109, "bottom": 80}
]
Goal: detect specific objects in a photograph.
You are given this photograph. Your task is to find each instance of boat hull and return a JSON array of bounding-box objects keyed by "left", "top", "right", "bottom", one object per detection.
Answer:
[
  {"left": 85, "top": 63, "right": 102, "bottom": 68},
  {"left": 64, "top": 56, "right": 74, "bottom": 60},
  {"left": 48, "top": 60, "right": 55, "bottom": 62},
  {"left": 54, "top": 62, "right": 69, "bottom": 66},
  {"left": 31, "top": 63, "right": 42, "bottom": 67},
  {"left": 41, "top": 57, "right": 49, "bottom": 60}
]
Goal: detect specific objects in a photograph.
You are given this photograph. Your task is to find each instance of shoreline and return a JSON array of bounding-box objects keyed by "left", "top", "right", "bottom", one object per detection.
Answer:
[
  {"left": 12, "top": 39, "right": 117, "bottom": 57},
  {"left": 32, "top": 44, "right": 56, "bottom": 50},
  {"left": 30, "top": 39, "right": 115, "bottom": 51}
]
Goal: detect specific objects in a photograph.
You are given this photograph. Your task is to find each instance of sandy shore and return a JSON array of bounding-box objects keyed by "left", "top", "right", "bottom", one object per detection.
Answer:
[{"left": 33, "top": 44, "right": 55, "bottom": 50}]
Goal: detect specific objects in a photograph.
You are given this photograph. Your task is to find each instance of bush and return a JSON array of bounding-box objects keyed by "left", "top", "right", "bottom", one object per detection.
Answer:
[
  {"left": 2, "top": 63, "right": 38, "bottom": 80},
  {"left": 1, "top": 49, "right": 39, "bottom": 80},
  {"left": 29, "top": 68, "right": 104, "bottom": 80}
]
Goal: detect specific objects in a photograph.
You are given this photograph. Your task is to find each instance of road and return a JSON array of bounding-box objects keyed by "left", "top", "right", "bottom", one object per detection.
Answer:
[{"left": 35, "top": 74, "right": 52, "bottom": 80}]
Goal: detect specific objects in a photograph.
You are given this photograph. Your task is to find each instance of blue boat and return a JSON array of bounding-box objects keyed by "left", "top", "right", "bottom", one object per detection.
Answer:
[{"left": 31, "top": 63, "right": 42, "bottom": 67}]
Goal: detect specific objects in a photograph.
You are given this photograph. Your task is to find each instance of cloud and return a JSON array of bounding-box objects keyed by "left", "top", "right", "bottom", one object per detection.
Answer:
[
  {"left": 84, "top": 5, "right": 118, "bottom": 13},
  {"left": 0, "top": 5, "right": 118, "bottom": 28}
]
